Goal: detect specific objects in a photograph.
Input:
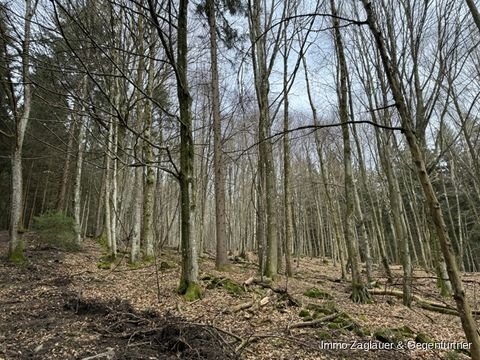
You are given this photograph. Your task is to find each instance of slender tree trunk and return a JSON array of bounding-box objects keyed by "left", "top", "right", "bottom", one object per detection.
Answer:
[
  {"left": 303, "top": 45, "right": 345, "bottom": 278},
  {"left": 176, "top": 0, "right": 200, "bottom": 298},
  {"left": 95, "top": 168, "right": 105, "bottom": 238},
  {"left": 9, "top": 0, "right": 37, "bottom": 260},
  {"left": 73, "top": 77, "right": 88, "bottom": 247},
  {"left": 142, "top": 40, "right": 156, "bottom": 259},
  {"left": 282, "top": 21, "right": 293, "bottom": 277},
  {"left": 57, "top": 120, "right": 75, "bottom": 213},
  {"left": 131, "top": 11, "right": 145, "bottom": 263},
  {"left": 248, "top": 0, "right": 280, "bottom": 278},
  {"left": 41, "top": 159, "right": 52, "bottom": 214},
  {"left": 105, "top": 123, "right": 113, "bottom": 249},
  {"left": 332, "top": 0, "right": 369, "bottom": 302},
  {"left": 350, "top": 125, "right": 373, "bottom": 282},
  {"left": 206, "top": 0, "right": 228, "bottom": 270},
  {"left": 111, "top": 119, "right": 118, "bottom": 256}
]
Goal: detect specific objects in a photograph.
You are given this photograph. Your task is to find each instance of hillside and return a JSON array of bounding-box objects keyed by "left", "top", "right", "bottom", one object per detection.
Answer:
[{"left": 0, "top": 232, "right": 476, "bottom": 360}]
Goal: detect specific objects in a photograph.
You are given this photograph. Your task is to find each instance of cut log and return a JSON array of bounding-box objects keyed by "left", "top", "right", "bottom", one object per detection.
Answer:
[
  {"left": 260, "top": 296, "right": 270, "bottom": 306},
  {"left": 243, "top": 276, "right": 255, "bottom": 286},
  {"left": 230, "top": 301, "right": 254, "bottom": 313}
]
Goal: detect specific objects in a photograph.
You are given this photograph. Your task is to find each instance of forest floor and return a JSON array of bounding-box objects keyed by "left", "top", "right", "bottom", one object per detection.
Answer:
[{"left": 0, "top": 231, "right": 478, "bottom": 360}]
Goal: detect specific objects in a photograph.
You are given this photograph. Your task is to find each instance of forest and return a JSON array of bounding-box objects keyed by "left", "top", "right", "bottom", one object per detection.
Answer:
[{"left": 1, "top": 0, "right": 480, "bottom": 359}]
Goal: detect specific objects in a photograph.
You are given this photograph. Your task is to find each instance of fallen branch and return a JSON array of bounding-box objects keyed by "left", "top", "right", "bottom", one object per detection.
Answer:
[
  {"left": 369, "top": 288, "right": 480, "bottom": 316},
  {"left": 243, "top": 277, "right": 301, "bottom": 307},
  {"left": 288, "top": 313, "right": 339, "bottom": 329},
  {"left": 230, "top": 300, "right": 255, "bottom": 313},
  {"left": 81, "top": 348, "right": 115, "bottom": 360}
]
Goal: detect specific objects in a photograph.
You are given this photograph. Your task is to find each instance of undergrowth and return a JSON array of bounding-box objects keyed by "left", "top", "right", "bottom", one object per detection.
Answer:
[{"left": 33, "top": 211, "right": 79, "bottom": 251}]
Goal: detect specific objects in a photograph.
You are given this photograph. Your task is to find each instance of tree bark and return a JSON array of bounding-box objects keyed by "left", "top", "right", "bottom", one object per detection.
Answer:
[
  {"left": 73, "top": 77, "right": 88, "bottom": 247},
  {"left": 177, "top": 0, "right": 200, "bottom": 298},
  {"left": 332, "top": 0, "right": 369, "bottom": 303},
  {"left": 466, "top": 0, "right": 480, "bottom": 33},
  {"left": 9, "top": 0, "right": 37, "bottom": 260},
  {"left": 206, "top": 0, "right": 228, "bottom": 270},
  {"left": 282, "top": 18, "right": 293, "bottom": 277},
  {"left": 142, "top": 39, "right": 156, "bottom": 259},
  {"left": 248, "top": 0, "right": 280, "bottom": 278},
  {"left": 57, "top": 120, "right": 75, "bottom": 213}
]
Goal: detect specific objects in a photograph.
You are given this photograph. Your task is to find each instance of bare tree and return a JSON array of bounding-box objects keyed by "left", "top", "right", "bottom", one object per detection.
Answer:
[
  {"left": 148, "top": 0, "right": 201, "bottom": 299},
  {"left": 206, "top": 0, "right": 228, "bottom": 270},
  {"left": 8, "top": 0, "right": 38, "bottom": 261}
]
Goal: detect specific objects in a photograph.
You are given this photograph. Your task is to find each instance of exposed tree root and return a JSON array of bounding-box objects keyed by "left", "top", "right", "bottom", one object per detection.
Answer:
[{"left": 350, "top": 283, "right": 372, "bottom": 304}]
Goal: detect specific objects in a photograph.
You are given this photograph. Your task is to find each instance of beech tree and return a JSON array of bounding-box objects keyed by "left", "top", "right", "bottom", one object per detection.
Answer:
[
  {"left": 6, "top": 0, "right": 38, "bottom": 261},
  {"left": 148, "top": 0, "right": 201, "bottom": 299}
]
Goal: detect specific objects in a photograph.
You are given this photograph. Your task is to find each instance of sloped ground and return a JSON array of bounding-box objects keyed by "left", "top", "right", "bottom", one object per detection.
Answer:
[{"left": 0, "top": 231, "right": 477, "bottom": 359}]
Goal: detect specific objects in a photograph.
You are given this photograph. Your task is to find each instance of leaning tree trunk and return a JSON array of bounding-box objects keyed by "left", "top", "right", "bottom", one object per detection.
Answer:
[
  {"left": 466, "top": 0, "right": 480, "bottom": 33},
  {"left": 362, "top": 1, "right": 480, "bottom": 356}
]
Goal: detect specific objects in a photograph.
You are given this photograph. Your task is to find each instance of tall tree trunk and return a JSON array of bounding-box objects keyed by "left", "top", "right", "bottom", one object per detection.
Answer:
[
  {"left": 206, "top": 0, "right": 228, "bottom": 270},
  {"left": 57, "top": 120, "right": 75, "bottom": 213},
  {"left": 303, "top": 53, "right": 345, "bottom": 278},
  {"left": 362, "top": 1, "right": 480, "bottom": 355},
  {"left": 111, "top": 118, "right": 118, "bottom": 257},
  {"left": 131, "top": 10, "right": 145, "bottom": 263},
  {"left": 142, "top": 40, "right": 156, "bottom": 259},
  {"left": 9, "top": 0, "right": 37, "bottom": 261},
  {"left": 95, "top": 168, "right": 105, "bottom": 238},
  {"left": 105, "top": 121, "right": 113, "bottom": 250},
  {"left": 73, "top": 77, "right": 88, "bottom": 247},
  {"left": 332, "top": 0, "right": 369, "bottom": 303},
  {"left": 282, "top": 20, "right": 293, "bottom": 277},
  {"left": 177, "top": 0, "right": 200, "bottom": 299},
  {"left": 248, "top": 0, "right": 280, "bottom": 278}
]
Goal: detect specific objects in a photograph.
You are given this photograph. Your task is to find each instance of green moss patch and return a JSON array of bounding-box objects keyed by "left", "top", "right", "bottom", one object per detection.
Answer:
[
  {"left": 373, "top": 325, "right": 415, "bottom": 344},
  {"left": 306, "top": 301, "right": 337, "bottom": 315},
  {"left": 8, "top": 241, "right": 25, "bottom": 264},
  {"left": 316, "top": 330, "right": 333, "bottom": 340},
  {"left": 203, "top": 276, "right": 244, "bottom": 297},
  {"left": 415, "top": 332, "right": 433, "bottom": 344},
  {"left": 299, "top": 309, "right": 310, "bottom": 318},
  {"left": 97, "top": 254, "right": 116, "bottom": 270},
  {"left": 33, "top": 211, "right": 79, "bottom": 251},
  {"left": 178, "top": 281, "right": 203, "bottom": 301},
  {"left": 303, "top": 287, "right": 333, "bottom": 299},
  {"left": 96, "top": 232, "right": 109, "bottom": 250},
  {"left": 159, "top": 261, "right": 175, "bottom": 270}
]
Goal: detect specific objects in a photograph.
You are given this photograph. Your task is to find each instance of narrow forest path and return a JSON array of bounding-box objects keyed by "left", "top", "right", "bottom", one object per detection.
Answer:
[{"left": 0, "top": 233, "right": 476, "bottom": 359}]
